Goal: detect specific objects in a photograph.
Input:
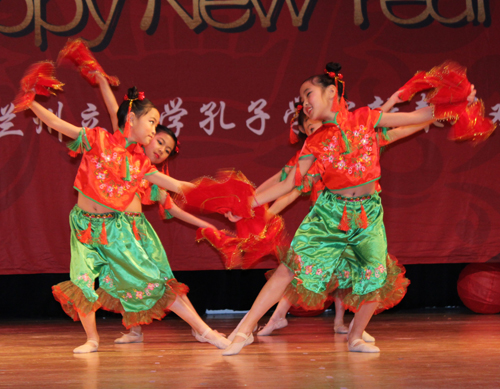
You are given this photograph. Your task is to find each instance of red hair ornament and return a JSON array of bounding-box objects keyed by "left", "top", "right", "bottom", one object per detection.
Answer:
[{"left": 123, "top": 92, "right": 146, "bottom": 138}]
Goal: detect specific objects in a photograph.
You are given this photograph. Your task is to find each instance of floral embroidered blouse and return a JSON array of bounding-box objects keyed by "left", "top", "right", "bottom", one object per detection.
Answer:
[
  {"left": 68, "top": 127, "right": 158, "bottom": 212},
  {"left": 297, "top": 107, "right": 386, "bottom": 191}
]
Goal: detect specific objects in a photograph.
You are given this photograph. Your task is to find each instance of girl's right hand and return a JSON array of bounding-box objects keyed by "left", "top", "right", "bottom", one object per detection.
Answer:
[{"left": 224, "top": 212, "right": 242, "bottom": 223}]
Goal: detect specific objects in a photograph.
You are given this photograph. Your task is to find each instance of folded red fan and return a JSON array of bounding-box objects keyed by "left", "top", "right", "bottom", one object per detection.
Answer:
[
  {"left": 13, "top": 61, "right": 64, "bottom": 112},
  {"left": 57, "top": 38, "right": 119, "bottom": 87}
]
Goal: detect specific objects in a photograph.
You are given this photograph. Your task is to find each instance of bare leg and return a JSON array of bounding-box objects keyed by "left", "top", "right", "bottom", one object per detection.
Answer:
[
  {"left": 347, "top": 302, "right": 379, "bottom": 353},
  {"left": 223, "top": 264, "right": 294, "bottom": 355},
  {"left": 333, "top": 297, "right": 348, "bottom": 333},
  {"left": 256, "top": 297, "right": 291, "bottom": 336},
  {"left": 73, "top": 311, "right": 99, "bottom": 353},
  {"left": 169, "top": 296, "right": 230, "bottom": 349}
]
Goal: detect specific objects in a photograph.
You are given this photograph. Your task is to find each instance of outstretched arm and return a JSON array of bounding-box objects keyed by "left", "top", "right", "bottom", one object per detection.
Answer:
[
  {"left": 146, "top": 172, "right": 194, "bottom": 195},
  {"left": 255, "top": 171, "right": 282, "bottom": 194},
  {"left": 252, "top": 155, "right": 315, "bottom": 207},
  {"left": 380, "top": 90, "right": 403, "bottom": 113},
  {"left": 378, "top": 106, "right": 433, "bottom": 128},
  {"left": 268, "top": 188, "right": 301, "bottom": 215},
  {"left": 30, "top": 101, "right": 82, "bottom": 139},
  {"left": 96, "top": 72, "right": 119, "bottom": 132},
  {"left": 167, "top": 203, "right": 216, "bottom": 229},
  {"left": 384, "top": 119, "right": 436, "bottom": 144}
]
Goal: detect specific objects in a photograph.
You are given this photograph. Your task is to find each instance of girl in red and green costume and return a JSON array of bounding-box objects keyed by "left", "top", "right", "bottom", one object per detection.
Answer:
[
  {"left": 14, "top": 60, "right": 230, "bottom": 354},
  {"left": 222, "top": 61, "right": 480, "bottom": 356}
]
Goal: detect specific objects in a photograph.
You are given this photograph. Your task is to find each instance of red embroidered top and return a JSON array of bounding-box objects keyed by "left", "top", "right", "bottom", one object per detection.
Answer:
[
  {"left": 298, "top": 107, "right": 385, "bottom": 191},
  {"left": 69, "top": 127, "right": 158, "bottom": 212}
]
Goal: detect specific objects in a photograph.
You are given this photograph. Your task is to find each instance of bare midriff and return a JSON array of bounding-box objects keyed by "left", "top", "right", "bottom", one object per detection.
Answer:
[
  {"left": 329, "top": 181, "right": 376, "bottom": 198},
  {"left": 77, "top": 192, "right": 143, "bottom": 213}
]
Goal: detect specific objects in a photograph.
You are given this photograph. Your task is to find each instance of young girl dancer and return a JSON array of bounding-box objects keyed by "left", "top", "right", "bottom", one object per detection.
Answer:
[
  {"left": 16, "top": 63, "right": 229, "bottom": 353},
  {"left": 92, "top": 71, "right": 221, "bottom": 344},
  {"left": 221, "top": 62, "right": 477, "bottom": 355}
]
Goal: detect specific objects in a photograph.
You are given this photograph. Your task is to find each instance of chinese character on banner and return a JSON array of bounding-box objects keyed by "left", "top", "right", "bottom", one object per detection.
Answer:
[
  {"left": 247, "top": 99, "right": 270, "bottom": 135},
  {"left": 199, "top": 101, "right": 235, "bottom": 136},
  {"left": 81, "top": 103, "right": 99, "bottom": 129},
  {"left": 415, "top": 93, "right": 429, "bottom": 110},
  {"left": 283, "top": 97, "right": 300, "bottom": 123},
  {"left": 284, "top": 97, "right": 300, "bottom": 138},
  {"left": 367, "top": 97, "right": 397, "bottom": 112},
  {"left": 160, "top": 98, "right": 188, "bottom": 137},
  {"left": 489, "top": 104, "right": 500, "bottom": 123},
  {"left": 0, "top": 103, "right": 23, "bottom": 139}
]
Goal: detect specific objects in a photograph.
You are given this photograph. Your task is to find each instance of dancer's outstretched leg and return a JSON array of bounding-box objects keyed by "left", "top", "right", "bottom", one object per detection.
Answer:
[
  {"left": 74, "top": 311, "right": 99, "bottom": 354},
  {"left": 169, "top": 295, "right": 230, "bottom": 349},
  {"left": 223, "top": 264, "right": 294, "bottom": 355},
  {"left": 256, "top": 297, "right": 291, "bottom": 336},
  {"left": 347, "top": 302, "right": 379, "bottom": 353}
]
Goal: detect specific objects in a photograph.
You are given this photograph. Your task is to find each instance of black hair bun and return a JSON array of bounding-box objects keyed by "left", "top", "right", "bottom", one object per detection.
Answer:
[
  {"left": 325, "top": 62, "right": 342, "bottom": 74},
  {"left": 126, "top": 86, "right": 139, "bottom": 100}
]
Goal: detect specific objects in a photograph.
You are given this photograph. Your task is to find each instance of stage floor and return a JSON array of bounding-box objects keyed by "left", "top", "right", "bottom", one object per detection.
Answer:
[{"left": 1, "top": 311, "right": 499, "bottom": 388}]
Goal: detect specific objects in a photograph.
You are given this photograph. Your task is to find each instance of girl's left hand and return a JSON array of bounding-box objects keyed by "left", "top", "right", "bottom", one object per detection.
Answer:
[
  {"left": 224, "top": 212, "right": 242, "bottom": 223},
  {"left": 467, "top": 84, "right": 477, "bottom": 105}
]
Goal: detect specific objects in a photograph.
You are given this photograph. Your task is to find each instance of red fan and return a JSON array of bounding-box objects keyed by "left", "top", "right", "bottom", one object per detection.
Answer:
[
  {"left": 179, "top": 169, "right": 255, "bottom": 219},
  {"left": 13, "top": 61, "right": 64, "bottom": 112},
  {"left": 398, "top": 61, "right": 496, "bottom": 144},
  {"left": 57, "top": 38, "right": 119, "bottom": 87}
]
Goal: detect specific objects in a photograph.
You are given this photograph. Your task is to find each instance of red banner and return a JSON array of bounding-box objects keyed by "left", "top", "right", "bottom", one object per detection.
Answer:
[{"left": 1, "top": 1, "right": 499, "bottom": 274}]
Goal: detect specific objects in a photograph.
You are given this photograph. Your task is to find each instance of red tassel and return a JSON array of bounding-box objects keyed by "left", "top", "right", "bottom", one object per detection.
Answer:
[
  {"left": 338, "top": 203, "right": 350, "bottom": 231},
  {"left": 359, "top": 203, "right": 368, "bottom": 229},
  {"left": 132, "top": 219, "right": 141, "bottom": 240},
  {"left": 99, "top": 221, "right": 108, "bottom": 245},
  {"left": 77, "top": 221, "right": 93, "bottom": 244}
]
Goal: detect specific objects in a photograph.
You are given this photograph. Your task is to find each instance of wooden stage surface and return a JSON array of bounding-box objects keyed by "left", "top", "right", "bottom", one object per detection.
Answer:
[{"left": 0, "top": 311, "right": 499, "bottom": 388}]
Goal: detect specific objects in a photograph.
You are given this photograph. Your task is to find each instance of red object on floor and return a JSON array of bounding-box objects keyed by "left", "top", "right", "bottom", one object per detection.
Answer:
[{"left": 457, "top": 263, "right": 500, "bottom": 314}]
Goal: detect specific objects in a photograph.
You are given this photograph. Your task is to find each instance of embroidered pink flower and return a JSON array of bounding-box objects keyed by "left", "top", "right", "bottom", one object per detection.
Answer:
[
  {"left": 99, "top": 184, "right": 105, "bottom": 189},
  {"left": 378, "top": 264, "right": 386, "bottom": 273},
  {"left": 127, "top": 292, "right": 132, "bottom": 299},
  {"left": 353, "top": 130, "right": 359, "bottom": 137},
  {"left": 316, "top": 268, "right": 323, "bottom": 275},
  {"left": 343, "top": 270, "right": 350, "bottom": 279},
  {"left": 97, "top": 173, "right": 106, "bottom": 180},
  {"left": 305, "top": 265, "right": 313, "bottom": 275},
  {"left": 147, "top": 283, "right": 156, "bottom": 290},
  {"left": 96, "top": 162, "right": 102, "bottom": 169},
  {"left": 136, "top": 291, "right": 143, "bottom": 299},
  {"left": 365, "top": 269, "right": 372, "bottom": 280},
  {"left": 328, "top": 155, "right": 334, "bottom": 163},
  {"left": 112, "top": 152, "right": 118, "bottom": 160},
  {"left": 107, "top": 186, "right": 114, "bottom": 193},
  {"left": 328, "top": 143, "right": 334, "bottom": 150}
]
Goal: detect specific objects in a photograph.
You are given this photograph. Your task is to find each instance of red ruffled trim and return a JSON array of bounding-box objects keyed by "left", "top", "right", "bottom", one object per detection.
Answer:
[
  {"left": 52, "top": 281, "right": 101, "bottom": 321},
  {"left": 57, "top": 38, "right": 120, "bottom": 86},
  {"left": 96, "top": 279, "right": 189, "bottom": 329},
  {"left": 280, "top": 251, "right": 339, "bottom": 310},
  {"left": 196, "top": 228, "right": 242, "bottom": 269},
  {"left": 178, "top": 169, "right": 255, "bottom": 219},
  {"left": 196, "top": 206, "right": 290, "bottom": 269},
  {"left": 341, "top": 253, "right": 410, "bottom": 315},
  {"left": 13, "top": 61, "right": 64, "bottom": 112}
]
